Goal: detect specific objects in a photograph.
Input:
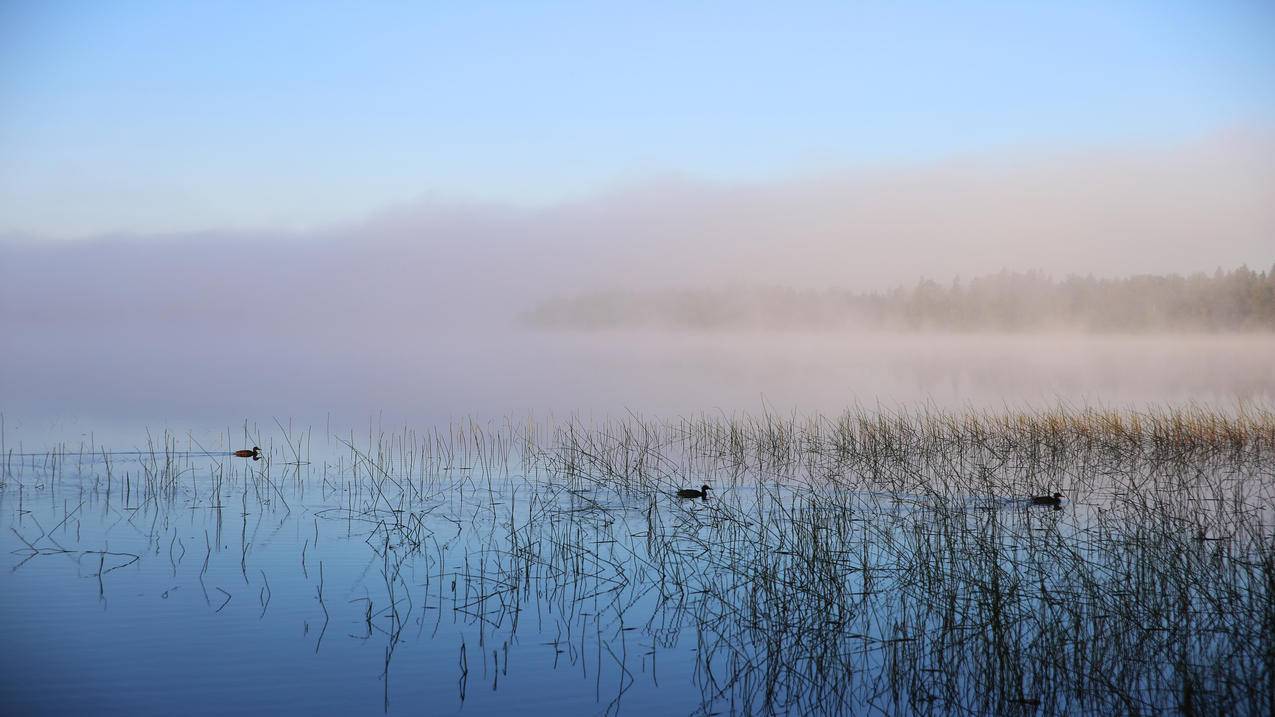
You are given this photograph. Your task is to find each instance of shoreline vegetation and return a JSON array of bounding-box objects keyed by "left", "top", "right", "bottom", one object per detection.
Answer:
[
  {"left": 525, "top": 265, "right": 1275, "bottom": 332},
  {"left": 5, "top": 404, "right": 1274, "bottom": 714}
]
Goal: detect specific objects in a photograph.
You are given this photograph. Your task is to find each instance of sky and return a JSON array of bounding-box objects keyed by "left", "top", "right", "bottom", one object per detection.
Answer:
[{"left": 2, "top": 1, "right": 1274, "bottom": 237}]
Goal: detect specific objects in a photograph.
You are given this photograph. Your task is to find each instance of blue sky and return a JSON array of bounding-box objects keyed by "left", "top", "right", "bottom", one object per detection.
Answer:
[{"left": 2, "top": 1, "right": 1273, "bottom": 236}]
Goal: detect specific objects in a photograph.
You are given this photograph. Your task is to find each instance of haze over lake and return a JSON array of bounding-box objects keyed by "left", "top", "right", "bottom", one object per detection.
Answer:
[
  {"left": 3, "top": 136, "right": 1273, "bottom": 442},
  {"left": 4, "top": 327, "right": 1274, "bottom": 446},
  {"left": 3, "top": 3, "right": 1274, "bottom": 715}
]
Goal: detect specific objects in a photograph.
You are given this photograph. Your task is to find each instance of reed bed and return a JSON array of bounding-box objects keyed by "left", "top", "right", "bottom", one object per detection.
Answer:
[{"left": 4, "top": 406, "right": 1273, "bottom": 715}]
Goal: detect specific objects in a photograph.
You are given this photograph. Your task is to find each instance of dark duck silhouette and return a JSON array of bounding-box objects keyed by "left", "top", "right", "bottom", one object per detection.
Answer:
[
  {"left": 676, "top": 484, "right": 711, "bottom": 500},
  {"left": 233, "top": 446, "right": 262, "bottom": 461},
  {"left": 1030, "top": 492, "right": 1064, "bottom": 507}
]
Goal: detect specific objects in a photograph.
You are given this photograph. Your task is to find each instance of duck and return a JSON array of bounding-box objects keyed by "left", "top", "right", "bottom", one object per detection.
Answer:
[
  {"left": 1030, "top": 492, "right": 1064, "bottom": 507},
  {"left": 233, "top": 446, "right": 262, "bottom": 461},
  {"left": 676, "top": 484, "right": 711, "bottom": 500}
]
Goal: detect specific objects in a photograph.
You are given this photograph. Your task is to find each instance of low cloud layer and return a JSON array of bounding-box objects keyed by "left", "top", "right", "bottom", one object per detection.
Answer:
[
  {"left": 2, "top": 131, "right": 1273, "bottom": 431},
  {"left": 3, "top": 130, "right": 1272, "bottom": 334}
]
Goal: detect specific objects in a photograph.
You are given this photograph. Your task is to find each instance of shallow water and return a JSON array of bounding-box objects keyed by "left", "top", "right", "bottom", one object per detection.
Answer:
[{"left": 3, "top": 417, "right": 1272, "bottom": 715}]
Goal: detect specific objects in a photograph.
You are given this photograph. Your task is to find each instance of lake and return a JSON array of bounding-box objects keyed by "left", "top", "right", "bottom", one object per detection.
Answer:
[
  {"left": 3, "top": 329, "right": 1272, "bottom": 445},
  {"left": 3, "top": 408, "right": 1272, "bottom": 714}
]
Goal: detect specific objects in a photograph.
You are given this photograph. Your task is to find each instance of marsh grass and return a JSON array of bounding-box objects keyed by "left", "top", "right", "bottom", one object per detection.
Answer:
[{"left": 4, "top": 406, "right": 1273, "bottom": 714}]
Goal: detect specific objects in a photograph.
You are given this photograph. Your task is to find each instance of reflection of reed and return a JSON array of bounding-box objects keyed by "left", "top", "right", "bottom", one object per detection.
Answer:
[
  {"left": 471, "top": 406, "right": 1274, "bottom": 714},
  {"left": 7, "top": 406, "right": 1273, "bottom": 714}
]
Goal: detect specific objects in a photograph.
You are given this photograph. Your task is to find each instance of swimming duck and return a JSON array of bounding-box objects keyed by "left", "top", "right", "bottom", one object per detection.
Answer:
[
  {"left": 1030, "top": 492, "right": 1064, "bottom": 507},
  {"left": 676, "top": 484, "right": 711, "bottom": 500},
  {"left": 233, "top": 446, "right": 262, "bottom": 461}
]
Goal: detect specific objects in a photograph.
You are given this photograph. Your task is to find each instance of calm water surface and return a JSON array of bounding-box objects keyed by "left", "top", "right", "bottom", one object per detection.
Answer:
[{"left": 3, "top": 416, "right": 1271, "bottom": 715}]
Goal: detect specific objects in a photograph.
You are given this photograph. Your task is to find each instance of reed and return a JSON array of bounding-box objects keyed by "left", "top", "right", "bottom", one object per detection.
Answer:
[{"left": 4, "top": 404, "right": 1272, "bottom": 714}]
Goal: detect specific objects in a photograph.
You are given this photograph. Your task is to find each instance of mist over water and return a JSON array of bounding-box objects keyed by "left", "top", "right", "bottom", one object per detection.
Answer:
[
  {"left": 3, "top": 133, "right": 1273, "bottom": 444},
  {"left": 4, "top": 325, "right": 1272, "bottom": 447},
  {"left": 5, "top": 6, "right": 1275, "bottom": 714}
]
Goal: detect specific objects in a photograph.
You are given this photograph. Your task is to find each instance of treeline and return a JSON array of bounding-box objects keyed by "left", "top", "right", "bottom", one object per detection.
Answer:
[{"left": 525, "top": 266, "right": 1275, "bottom": 332}]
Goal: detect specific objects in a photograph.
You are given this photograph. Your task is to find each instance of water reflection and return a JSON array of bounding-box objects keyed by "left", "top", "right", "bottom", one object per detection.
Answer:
[
  {"left": 2, "top": 409, "right": 1273, "bottom": 714},
  {"left": 4, "top": 331, "right": 1273, "bottom": 444}
]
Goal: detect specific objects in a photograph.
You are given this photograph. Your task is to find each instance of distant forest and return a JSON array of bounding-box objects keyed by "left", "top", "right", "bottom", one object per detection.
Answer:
[{"left": 525, "top": 266, "right": 1275, "bottom": 332}]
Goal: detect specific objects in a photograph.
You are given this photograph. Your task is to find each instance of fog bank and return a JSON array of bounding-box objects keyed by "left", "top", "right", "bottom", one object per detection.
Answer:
[
  {"left": 3, "top": 131, "right": 1273, "bottom": 333},
  {"left": 2, "top": 132, "right": 1273, "bottom": 437}
]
